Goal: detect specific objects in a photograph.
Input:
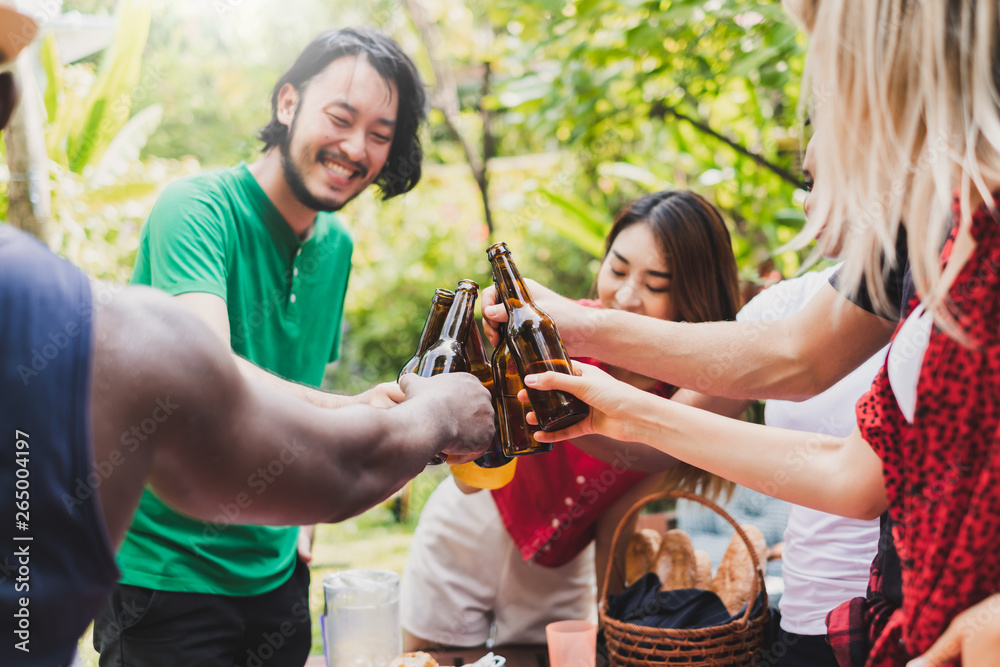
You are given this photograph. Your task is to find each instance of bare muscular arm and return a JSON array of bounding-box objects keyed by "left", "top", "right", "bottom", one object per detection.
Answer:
[
  {"left": 174, "top": 292, "right": 402, "bottom": 409},
  {"left": 90, "top": 284, "right": 494, "bottom": 548}
]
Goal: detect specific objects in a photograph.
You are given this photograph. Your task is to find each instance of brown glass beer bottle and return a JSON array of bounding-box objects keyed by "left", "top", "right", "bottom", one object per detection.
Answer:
[
  {"left": 416, "top": 280, "right": 477, "bottom": 377},
  {"left": 463, "top": 312, "right": 492, "bottom": 387},
  {"left": 398, "top": 288, "right": 455, "bottom": 380},
  {"left": 416, "top": 282, "right": 476, "bottom": 465},
  {"left": 492, "top": 322, "right": 550, "bottom": 457},
  {"left": 487, "top": 242, "right": 589, "bottom": 432},
  {"left": 464, "top": 318, "right": 514, "bottom": 469}
]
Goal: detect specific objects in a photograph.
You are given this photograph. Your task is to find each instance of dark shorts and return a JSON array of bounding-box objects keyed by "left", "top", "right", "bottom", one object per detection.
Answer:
[
  {"left": 93, "top": 559, "right": 312, "bottom": 667},
  {"left": 757, "top": 609, "right": 839, "bottom": 667},
  {"left": 772, "top": 630, "right": 839, "bottom": 667},
  {"left": 759, "top": 630, "right": 839, "bottom": 667}
]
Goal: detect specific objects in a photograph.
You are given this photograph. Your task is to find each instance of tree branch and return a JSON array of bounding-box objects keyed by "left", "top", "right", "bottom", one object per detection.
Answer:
[
  {"left": 478, "top": 61, "right": 495, "bottom": 234},
  {"left": 652, "top": 100, "right": 805, "bottom": 189},
  {"left": 400, "top": 0, "right": 494, "bottom": 233}
]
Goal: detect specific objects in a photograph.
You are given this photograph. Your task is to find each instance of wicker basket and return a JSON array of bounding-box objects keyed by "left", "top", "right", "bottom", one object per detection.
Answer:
[{"left": 599, "top": 490, "right": 770, "bottom": 666}]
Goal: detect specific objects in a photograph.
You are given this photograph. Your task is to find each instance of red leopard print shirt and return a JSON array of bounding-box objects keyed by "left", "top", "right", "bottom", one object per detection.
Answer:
[{"left": 859, "top": 192, "right": 1000, "bottom": 666}]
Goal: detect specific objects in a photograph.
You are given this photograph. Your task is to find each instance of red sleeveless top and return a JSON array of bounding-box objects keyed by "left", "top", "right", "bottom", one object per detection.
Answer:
[{"left": 858, "top": 193, "right": 1000, "bottom": 666}]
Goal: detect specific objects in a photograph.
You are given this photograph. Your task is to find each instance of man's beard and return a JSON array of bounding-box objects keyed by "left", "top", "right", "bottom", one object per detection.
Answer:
[{"left": 279, "top": 116, "right": 366, "bottom": 214}]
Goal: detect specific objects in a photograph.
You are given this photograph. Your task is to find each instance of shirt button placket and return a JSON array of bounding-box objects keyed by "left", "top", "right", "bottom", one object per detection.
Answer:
[{"left": 290, "top": 247, "right": 303, "bottom": 308}]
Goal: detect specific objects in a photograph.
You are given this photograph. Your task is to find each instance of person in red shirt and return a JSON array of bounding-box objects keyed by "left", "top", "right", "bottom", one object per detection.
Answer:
[{"left": 400, "top": 190, "right": 741, "bottom": 649}]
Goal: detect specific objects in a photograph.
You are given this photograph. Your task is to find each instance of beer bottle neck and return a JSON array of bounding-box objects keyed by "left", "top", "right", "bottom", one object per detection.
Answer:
[
  {"left": 439, "top": 289, "right": 476, "bottom": 344},
  {"left": 466, "top": 316, "right": 489, "bottom": 364},
  {"left": 416, "top": 296, "right": 453, "bottom": 357},
  {"left": 491, "top": 254, "right": 532, "bottom": 311},
  {"left": 490, "top": 321, "right": 507, "bottom": 365}
]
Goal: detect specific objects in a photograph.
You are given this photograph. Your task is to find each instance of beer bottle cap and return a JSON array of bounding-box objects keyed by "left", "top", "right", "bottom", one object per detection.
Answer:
[{"left": 486, "top": 242, "right": 511, "bottom": 260}]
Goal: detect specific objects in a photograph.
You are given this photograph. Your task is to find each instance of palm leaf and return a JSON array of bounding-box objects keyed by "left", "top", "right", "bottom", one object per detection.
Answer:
[
  {"left": 536, "top": 188, "right": 611, "bottom": 257},
  {"left": 80, "top": 182, "right": 159, "bottom": 208},
  {"left": 597, "top": 161, "right": 673, "bottom": 191},
  {"left": 68, "top": 0, "right": 152, "bottom": 173},
  {"left": 40, "top": 32, "right": 62, "bottom": 124},
  {"left": 90, "top": 104, "right": 162, "bottom": 188}
]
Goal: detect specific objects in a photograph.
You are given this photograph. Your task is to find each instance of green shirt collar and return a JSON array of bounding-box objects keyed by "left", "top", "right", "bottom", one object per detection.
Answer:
[{"left": 234, "top": 162, "right": 316, "bottom": 253}]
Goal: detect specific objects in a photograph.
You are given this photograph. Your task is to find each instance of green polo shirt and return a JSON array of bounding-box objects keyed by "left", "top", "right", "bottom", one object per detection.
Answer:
[{"left": 116, "top": 163, "right": 353, "bottom": 595}]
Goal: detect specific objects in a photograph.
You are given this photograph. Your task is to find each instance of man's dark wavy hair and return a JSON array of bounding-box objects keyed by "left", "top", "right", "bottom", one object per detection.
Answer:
[{"left": 258, "top": 28, "right": 427, "bottom": 200}]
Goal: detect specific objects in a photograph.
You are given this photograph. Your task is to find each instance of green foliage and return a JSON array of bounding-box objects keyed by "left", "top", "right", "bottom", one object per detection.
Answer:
[
  {"left": 24, "top": 0, "right": 194, "bottom": 280},
  {"left": 46, "top": 0, "right": 152, "bottom": 173},
  {"left": 536, "top": 187, "right": 611, "bottom": 257},
  {"left": 487, "top": 0, "right": 811, "bottom": 275},
  {"left": 47, "top": 156, "right": 202, "bottom": 282},
  {"left": 40, "top": 34, "right": 61, "bottom": 123}
]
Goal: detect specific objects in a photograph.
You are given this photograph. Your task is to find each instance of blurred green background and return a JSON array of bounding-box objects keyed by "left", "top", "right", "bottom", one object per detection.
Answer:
[
  {"left": 6, "top": 0, "right": 814, "bottom": 661},
  {"left": 19, "top": 0, "right": 812, "bottom": 393}
]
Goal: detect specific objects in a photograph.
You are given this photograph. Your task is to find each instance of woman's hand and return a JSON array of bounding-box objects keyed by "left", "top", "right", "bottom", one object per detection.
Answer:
[
  {"left": 481, "top": 280, "right": 600, "bottom": 353},
  {"left": 521, "top": 361, "right": 658, "bottom": 444},
  {"left": 479, "top": 284, "right": 508, "bottom": 347}
]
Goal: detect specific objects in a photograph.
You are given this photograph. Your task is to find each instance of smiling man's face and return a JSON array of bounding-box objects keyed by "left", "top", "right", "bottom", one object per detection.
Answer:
[{"left": 278, "top": 55, "right": 398, "bottom": 212}]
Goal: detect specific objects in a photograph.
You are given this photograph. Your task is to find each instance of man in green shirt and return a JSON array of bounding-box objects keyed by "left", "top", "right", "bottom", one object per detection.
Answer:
[{"left": 94, "top": 28, "right": 429, "bottom": 667}]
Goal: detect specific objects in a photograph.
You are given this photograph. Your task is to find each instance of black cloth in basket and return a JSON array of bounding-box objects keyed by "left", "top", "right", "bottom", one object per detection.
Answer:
[{"left": 606, "top": 573, "right": 766, "bottom": 630}]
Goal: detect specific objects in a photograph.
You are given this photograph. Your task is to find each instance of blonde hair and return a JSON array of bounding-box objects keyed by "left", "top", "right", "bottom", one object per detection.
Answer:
[{"left": 783, "top": 0, "right": 1000, "bottom": 328}]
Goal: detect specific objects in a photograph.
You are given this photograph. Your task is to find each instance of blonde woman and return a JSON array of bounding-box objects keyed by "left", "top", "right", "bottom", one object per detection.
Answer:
[{"left": 488, "top": 2, "right": 1000, "bottom": 665}]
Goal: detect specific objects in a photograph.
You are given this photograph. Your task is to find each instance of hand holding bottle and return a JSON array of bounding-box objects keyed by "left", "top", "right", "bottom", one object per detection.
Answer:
[
  {"left": 487, "top": 242, "right": 589, "bottom": 432},
  {"left": 480, "top": 278, "right": 595, "bottom": 355},
  {"left": 397, "top": 372, "right": 495, "bottom": 463},
  {"left": 518, "top": 361, "right": 657, "bottom": 446}
]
